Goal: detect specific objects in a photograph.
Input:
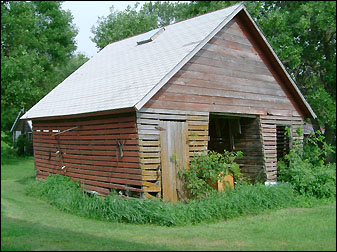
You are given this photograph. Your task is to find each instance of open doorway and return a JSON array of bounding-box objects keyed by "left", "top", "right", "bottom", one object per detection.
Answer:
[{"left": 208, "top": 113, "right": 264, "bottom": 182}]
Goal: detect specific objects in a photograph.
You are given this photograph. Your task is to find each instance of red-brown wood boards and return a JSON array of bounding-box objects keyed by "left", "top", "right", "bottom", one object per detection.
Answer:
[{"left": 33, "top": 112, "right": 142, "bottom": 195}]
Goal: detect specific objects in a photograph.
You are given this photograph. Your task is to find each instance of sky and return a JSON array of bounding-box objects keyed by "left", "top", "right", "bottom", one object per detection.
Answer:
[{"left": 61, "top": 1, "right": 146, "bottom": 58}]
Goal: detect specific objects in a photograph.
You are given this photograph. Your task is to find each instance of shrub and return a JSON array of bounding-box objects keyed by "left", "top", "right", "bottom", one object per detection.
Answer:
[
  {"left": 278, "top": 128, "right": 336, "bottom": 199},
  {"left": 178, "top": 150, "right": 243, "bottom": 199},
  {"left": 1, "top": 131, "right": 17, "bottom": 163}
]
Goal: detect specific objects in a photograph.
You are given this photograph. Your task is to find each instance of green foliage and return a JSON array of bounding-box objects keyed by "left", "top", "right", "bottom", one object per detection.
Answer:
[
  {"left": 178, "top": 150, "right": 243, "bottom": 199},
  {"left": 1, "top": 1, "right": 79, "bottom": 131},
  {"left": 26, "top": 174, "right": 319, "bottom": 227},
  {"left": 248, "top": 1, "right": 336, "bottom": 146},
  {"left": 1, "top": 131, "right": 17, "bottom": 162},
  {"left": 53, "top": 52, "right": 89, "bottom": 85},
  {"left": 307, "top": 88, "right": 336, "bottom": 132},
  {"left": 278, "top": 129, "right": 336, "bottom": 198},
  {"left": 91, "top": 1, "right": 192, "bottom": 50},
  {"left": 91, "top": 3, "right": 157, "bottom": 50}
]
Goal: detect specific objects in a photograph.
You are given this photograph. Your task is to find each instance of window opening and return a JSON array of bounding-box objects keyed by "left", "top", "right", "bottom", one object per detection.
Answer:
[
  {"left": 208, "top": 115, "right": 242, "bottom": 153},
  {"left": 276, "top": 125, "right": 290, "bottom": 161}
]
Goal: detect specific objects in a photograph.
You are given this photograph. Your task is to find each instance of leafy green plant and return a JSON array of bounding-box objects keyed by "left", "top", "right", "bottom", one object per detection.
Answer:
[
  {"left": 278, "top": 127, "right": 336, "bottom": 198},
  {"left": 1, "top": 131, "right": 17, "bottom": 163},
  {"left": 178, "top": 150, "right": 243, "bottom": 199}
]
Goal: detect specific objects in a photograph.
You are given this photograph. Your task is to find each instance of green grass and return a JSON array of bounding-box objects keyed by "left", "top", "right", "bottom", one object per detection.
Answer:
[
  {"left": 1, "top": 157, "right": 336, "bottom": 251},
  {"left": 26, "top": 173, "right": 315, "bottom": 227}
]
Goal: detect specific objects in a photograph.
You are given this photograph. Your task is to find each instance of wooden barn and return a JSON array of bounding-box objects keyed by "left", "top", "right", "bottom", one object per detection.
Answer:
[{"left": 21, "top": 3, "right": 316, "bottom": 202}]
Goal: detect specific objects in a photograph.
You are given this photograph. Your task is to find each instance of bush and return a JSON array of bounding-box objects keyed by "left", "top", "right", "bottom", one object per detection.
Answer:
[
  {"left": 178, "top": 150, "right": 243, "bottom": 199},
  {"left": 278, "top": 128, "right": 336, "bottom": 199},
  {"left": 26, "top": 174, "right": 317, "bottom": 227},
  {"left": 1, "top": 131, "right": 17, "bottom": 163}
]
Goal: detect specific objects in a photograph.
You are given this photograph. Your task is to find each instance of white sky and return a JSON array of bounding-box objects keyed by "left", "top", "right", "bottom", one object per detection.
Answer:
[{"left": 61, "top": 1, "right": 146, "bottom": 58}]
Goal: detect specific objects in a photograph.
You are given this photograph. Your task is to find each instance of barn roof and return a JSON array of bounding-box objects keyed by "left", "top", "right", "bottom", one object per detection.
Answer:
[{"left": 21, "top": 3, "right": 316, "bottom": 120}]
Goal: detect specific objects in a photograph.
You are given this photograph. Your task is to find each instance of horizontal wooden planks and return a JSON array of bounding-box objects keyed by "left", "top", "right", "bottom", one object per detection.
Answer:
[
  {"left": 260, "top": 114, "right": 303, "bottom": 181},
  {"left": 32, "top": 112, "right": 142, "bottom": 195},
  {"left": 233, "top": 117, "right": 264, "bottom": 181},
  {"left": 35, "top": 158, "right": 141, "bottom": 174},
  {"left": 144, "top": 17, "right": 302, "bottom": 119},
  {"left": 33, "top": 121, "right": 137, "bottom": 133}
]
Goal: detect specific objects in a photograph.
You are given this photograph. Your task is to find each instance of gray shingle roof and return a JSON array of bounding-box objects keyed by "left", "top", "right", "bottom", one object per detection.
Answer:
[
  {"left": 21, "top": 3, "right": 243, "bottom": 119},
  {"left": 21, "top": 3, "right": 316, "bottom": 120}
]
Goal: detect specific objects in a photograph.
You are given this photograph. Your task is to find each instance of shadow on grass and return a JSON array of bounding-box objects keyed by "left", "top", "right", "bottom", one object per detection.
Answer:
[
  {"left": 16, "top": 175, "right": 36, "bottom": 185},
  {"left": 1, "top": 214, "right": 173, "bottom": 251}
]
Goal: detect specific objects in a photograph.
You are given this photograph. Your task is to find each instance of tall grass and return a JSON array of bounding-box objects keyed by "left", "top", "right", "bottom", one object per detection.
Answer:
[{"left": 26, "top": 175, "right": 327, "bottom": 226}]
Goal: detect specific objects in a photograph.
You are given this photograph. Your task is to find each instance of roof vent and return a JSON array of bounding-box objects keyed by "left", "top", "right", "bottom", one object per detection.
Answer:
[{"left": 137, "top": 27, "right": 165, "bottom": 45}]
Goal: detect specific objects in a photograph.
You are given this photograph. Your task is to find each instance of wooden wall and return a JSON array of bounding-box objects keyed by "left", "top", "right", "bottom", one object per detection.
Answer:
[
  {"left": 145, "top": 17, "right": 303, "bottom": 118},
  {"left": 233, "top": 117, "right": 265, "bottom": 181},
  {"left": 137, "top": 107, "right": 209, "bottom": 199},
  {"left": 260, "top": 115, "right": 303, "bottom": 181},
  {"left": 144, "top": 16, "right": 305, "bottom": 181},
  {"left": 32, "top": 112, "right": 142, "bottom": 195}
]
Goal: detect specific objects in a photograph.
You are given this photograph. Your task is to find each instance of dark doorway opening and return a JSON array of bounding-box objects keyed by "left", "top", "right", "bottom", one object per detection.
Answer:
[{"left": 208, "top": 113, "right": 264, "bottom": 182}]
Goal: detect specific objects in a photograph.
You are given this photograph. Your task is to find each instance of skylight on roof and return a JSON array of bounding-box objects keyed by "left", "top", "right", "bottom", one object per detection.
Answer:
[{"left": 137, "top": 27, "right": 165, "bottom": 45}]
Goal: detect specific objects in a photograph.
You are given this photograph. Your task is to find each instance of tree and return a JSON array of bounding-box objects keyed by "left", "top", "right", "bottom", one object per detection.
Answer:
[
  {"left": 90, "top": 1, "right": 336, "bottom": 151},
  {"left": 245, "top": 1, "right": 336, "bottom": 156},
  {"left": 1, "top": 1, "right": 79, "bottom": 131},
  {"left": 53, "top": 52, "right": 89, "bottom": 85},
  {"left": 91, "top": 1, "right": 192, "bottom": 50}
]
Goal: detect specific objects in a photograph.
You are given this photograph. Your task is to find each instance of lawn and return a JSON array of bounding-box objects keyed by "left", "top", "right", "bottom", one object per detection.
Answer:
[{"left": 1, "top": 157, "right": 336, "bottom": 251}]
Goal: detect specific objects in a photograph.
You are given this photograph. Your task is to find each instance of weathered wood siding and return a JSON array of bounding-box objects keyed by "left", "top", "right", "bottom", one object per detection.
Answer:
[
  {"left": 137, "top": 107, "right": 209, "bottom": 198},
  {"left": 144, "top": 16, "right": 305, "bottom": 181},
  {"left": 145, "top": 17, "right": 303, "bottom": 118},
  {"left": 260, "top": 115, "right": 303, "bottom": 181},
  {"left": 233, "top": 117, "right": 265, "bottom": 181},
  {"left": 32, "top": 112, "right": 142, "bottom": 195}
]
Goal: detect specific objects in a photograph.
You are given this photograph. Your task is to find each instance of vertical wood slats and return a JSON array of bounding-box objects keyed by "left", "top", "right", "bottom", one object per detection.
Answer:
[
  {"left": 137, "top": 108, "right": 209, "bottom": 198},
  {"left": 33, "top": 112, "right": 142, "bottom": 194},
  {"left": 160, "top": 121, "right": 189, "bottom": 203}
]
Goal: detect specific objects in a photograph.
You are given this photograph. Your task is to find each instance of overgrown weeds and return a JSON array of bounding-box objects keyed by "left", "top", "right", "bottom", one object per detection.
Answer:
[
  {"left": 278, "top": 128, "right": 336, "bottom": 199},
  {"left": 25, "top": 174, "right": 328, "bottom": 227}
]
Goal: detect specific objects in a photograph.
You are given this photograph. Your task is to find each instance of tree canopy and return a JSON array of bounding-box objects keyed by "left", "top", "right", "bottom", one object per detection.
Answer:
[
  {"left": 91, "top": 1, "right": 336, "bottom": 147},
  {"left": 1, "top": 1, "right": 88, "bottom": 131}
]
